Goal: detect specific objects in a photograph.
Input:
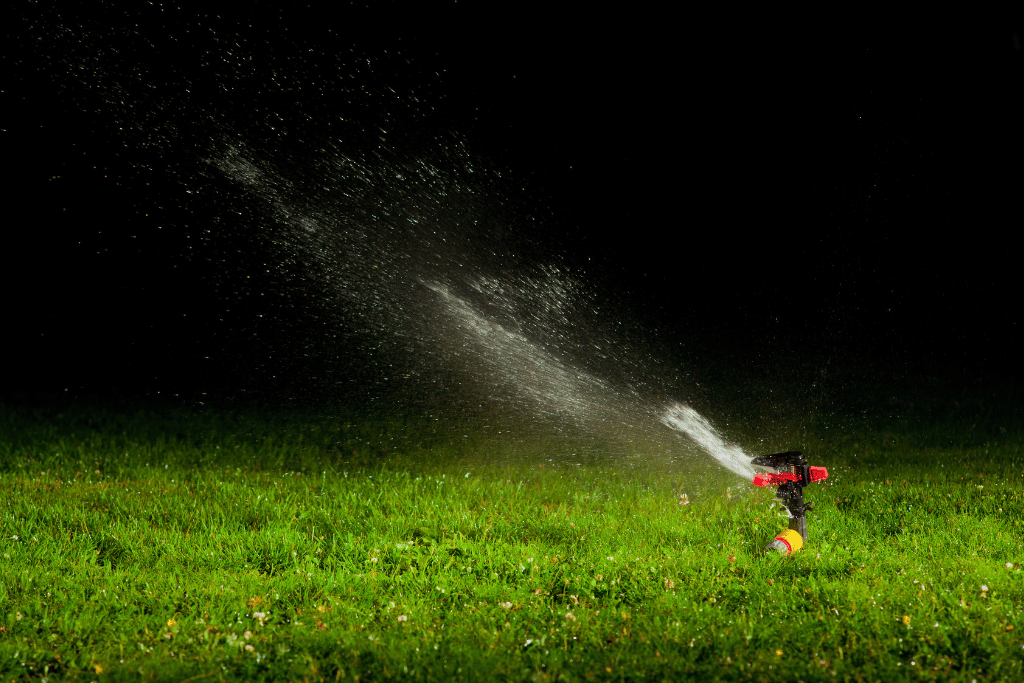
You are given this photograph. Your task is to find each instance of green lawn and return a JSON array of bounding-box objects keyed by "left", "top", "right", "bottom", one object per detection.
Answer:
[{"left": 1, "top": 387, "right": 1022, "bottom": 681}]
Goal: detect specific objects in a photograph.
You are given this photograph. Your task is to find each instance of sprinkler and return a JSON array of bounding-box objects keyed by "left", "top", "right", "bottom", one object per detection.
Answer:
[{"left": 750, "top": 451, "right": 828, "bottom": 554}]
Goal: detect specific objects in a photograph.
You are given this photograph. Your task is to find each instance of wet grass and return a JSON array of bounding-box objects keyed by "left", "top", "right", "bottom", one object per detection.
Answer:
[{"left": 1, "top": 389, "right": 1022, "bottom": 682}]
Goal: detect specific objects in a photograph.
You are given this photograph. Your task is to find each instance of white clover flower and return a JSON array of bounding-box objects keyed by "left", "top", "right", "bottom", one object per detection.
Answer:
[
  {"left": 1006, "top": 563, "right": 1014, "bottom": 569},
  {"left": 500, "top": 602, "right": 512, "bottom": 609},
  {"left": 397, "top": 615, "right": 408, "bottom": 622},
  {"left": 981, "top": 585, "right": 989, "bottom": 592},
  {"left": 244, "top": 630, "right": 252, "bottom": 640},
  {"left": 565, "top": 612, "right": 576, "bottom": 621}
]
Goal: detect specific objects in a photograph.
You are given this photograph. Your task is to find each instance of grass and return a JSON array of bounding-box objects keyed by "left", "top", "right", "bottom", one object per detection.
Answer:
[{"left": 1, "top": 383, "right": 1023, "bottom": 682}]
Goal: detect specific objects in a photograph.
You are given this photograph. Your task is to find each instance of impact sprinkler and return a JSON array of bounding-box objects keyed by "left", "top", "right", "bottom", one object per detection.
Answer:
[{"left": 751, "top": 451, "right": 828, "bottom": 555}]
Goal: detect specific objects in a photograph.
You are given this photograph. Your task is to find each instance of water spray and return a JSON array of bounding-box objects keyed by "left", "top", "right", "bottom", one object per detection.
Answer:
[{"left": 750, "top": 451, "right": 828, "bottom": 554}]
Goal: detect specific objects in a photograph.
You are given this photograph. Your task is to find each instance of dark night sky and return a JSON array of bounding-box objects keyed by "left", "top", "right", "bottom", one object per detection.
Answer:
[{"left": 5, "top": 5, "right": 1023, "bottom": 401}]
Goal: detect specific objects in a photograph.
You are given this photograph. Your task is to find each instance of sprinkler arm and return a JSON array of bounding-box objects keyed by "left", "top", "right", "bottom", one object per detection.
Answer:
[{"left": 750, "top": 451, "right": 827, "bottom": 545}]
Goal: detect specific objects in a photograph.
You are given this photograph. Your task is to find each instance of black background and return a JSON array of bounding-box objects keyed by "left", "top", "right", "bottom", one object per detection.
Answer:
[{"left": 5, "top": 5, "right": 1022, "bottom": 402}]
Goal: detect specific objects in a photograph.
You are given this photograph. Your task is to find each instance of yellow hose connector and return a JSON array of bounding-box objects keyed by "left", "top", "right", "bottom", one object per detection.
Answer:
[{"left": 765, "top": 528, "right": 804, "bottom": 555}]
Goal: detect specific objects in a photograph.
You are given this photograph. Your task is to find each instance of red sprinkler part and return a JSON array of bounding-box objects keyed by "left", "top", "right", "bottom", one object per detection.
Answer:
[
  {"left": 752, "top": 466, "right": 828, "bottom": 487},
  {"left": 752, "top": 471, "right": 798, "bottom": 486}
]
